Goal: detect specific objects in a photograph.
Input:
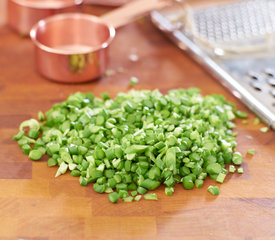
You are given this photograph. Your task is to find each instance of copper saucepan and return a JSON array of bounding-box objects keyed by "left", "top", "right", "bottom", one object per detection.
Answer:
[
  {"left": 30, "top": 0, "right": 170, "bottom": 83},
  {"left": 7, "top": 0, "right": 83, "bottom": 36}
]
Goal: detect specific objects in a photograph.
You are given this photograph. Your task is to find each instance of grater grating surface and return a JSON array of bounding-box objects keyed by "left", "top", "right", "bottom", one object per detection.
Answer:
[{"left": 187, "top": 0, "right": 275, "bottom": 51}]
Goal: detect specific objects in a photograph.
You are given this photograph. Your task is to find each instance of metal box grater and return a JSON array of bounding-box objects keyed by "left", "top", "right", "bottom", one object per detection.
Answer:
[{"left": 151, "top": 0, "right": 275, "bottom": 129}]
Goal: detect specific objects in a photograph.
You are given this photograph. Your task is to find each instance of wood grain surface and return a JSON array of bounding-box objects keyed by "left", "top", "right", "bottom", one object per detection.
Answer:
[{"left": 0, "top": 2, "right": 275, "bottom": 240}]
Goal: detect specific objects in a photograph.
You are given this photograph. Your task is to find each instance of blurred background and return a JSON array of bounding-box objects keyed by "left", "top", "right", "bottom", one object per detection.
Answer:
[{"left": 0, "top": 0, "right": 7, "bottom": 25}]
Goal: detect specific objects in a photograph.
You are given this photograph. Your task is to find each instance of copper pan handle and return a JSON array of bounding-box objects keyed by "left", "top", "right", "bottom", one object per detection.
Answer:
[{"left": 100, "top": 0, "right": 172, "bottom": 28}]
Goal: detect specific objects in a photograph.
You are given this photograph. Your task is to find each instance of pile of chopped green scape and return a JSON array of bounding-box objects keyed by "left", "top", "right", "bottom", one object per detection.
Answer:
[{"left": 13, "top": 88, "right": 245, "bottom": 203}]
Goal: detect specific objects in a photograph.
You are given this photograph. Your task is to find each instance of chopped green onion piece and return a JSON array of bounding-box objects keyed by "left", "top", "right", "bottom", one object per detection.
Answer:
[
  {"left": 22, "top": 144, "right": 31, "bottom": 155},
  {"left": 237, "top": 167, "right": 244, "bottom": 174},
  {"left": 208, "top": 185, "right": 220, "bottom": 196},
  {"left": 47, "top": 158, "right": 57, "bottom": 167},
  {"left": 20, "top": 119, "right": 40, "bottom": 131},
  {"left": 232, "top": 132, "right": 238, "bottom": 137},
  {"left": 55, "top": 162, "right": 68, "bottom": 177},
  {"left": 182, "top": 176, "right": 194, "bottom": 190},
  {"left": 116, "top": 183, "right": 128, "bottom": 192},
  {"left": 144, "top": 193, "right": 158, "bottom": 200},
  {"left": 260, "top": 127, "right": 269, "bottom": 133},
  {"left": 70, "top": 169, "right": 81, "bottom": 177},
  {"left": 232, "top": 152, "right": 243, "bottom": 165},
  {"left": 80, "top": 176, "right": 88, "bottom": 186},
  {"left": 105, "top": 187, "right": 113, "bottom": 193},
  {"left": 137, "top": 186, "right": 147, "bottom": 195},
  {"left": 93, "top": 183, "right": 106, "bottom": 193},
  {"left": 29, "top": 149, "right": 43, "bottom": 161},
  {"left": 127, "top": 183, "right": 137, "bottom": 190},
  {"left": 123, "top": 196, "right": 134, "bottom": 202},
  {"left": 242, "top": 120, "right": 248, "bottom": 125},
  {"left": 195, "top": 179, "right": 204, "bottom": 188},
  {"left": 13, "top": 130, "right": 25, "bottom": 141},
  {"left": 140, "top": 179, "right": 160, "bottom": 190},
  {"left": 216, "top": 173, "right": 226, "bottom": 183},
  {"left": 130, "top": 77, "right": 139, "bottom": 86},
  {"left": 206, "top": 163, "right": 222, "bottom": 175},
  {"left": 118, "top": 190, "right": 129, "bottom": 198},
  {"left": 235, "top": 110, "right": 248, "bottom": 119},
  {"left": 131, "top": 191, "right": 138, "bottom": 197},
  {"left": 253, "top": 117, "right": 260, "bottom": 125},
  {"left": 229, "top": 165, "right": 236, "bottom": 173},
  {"left": 134, "top": 195, "right": 142, "bottom": 201},
  {"left": 108, "top": 192, "right": 119, "bottom": 203},
  {"left": 165, "top": 186, "right": 174, "bottom": 196},
  {"left": 247, "top": 149, "right": 255, "bottom": 155},
  {"left": 69, "top": 163, "right": 77, "bottom": 171},
  {"left": 38, "top": 111, "right": 45, "bottom": 121},
  {"left": 101, "top": 92, "right": 110, "bottom": 101}
]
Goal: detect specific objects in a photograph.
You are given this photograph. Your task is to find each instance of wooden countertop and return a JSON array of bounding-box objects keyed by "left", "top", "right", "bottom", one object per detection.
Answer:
[{"left": 1, "top": 2, "right": 275, "bottom": 240}]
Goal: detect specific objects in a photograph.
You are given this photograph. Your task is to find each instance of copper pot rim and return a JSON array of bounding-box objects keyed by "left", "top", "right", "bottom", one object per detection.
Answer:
[
  {"left": 30, "top": 13, "right": 116, "bottom": 55},
  {"left": 10, "top": 0, "right": 83, "bottom": 9}
]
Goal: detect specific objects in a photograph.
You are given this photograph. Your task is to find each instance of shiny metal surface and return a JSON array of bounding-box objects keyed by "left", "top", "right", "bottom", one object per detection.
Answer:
[
  {"left": 188, "top": 0, "right": 275, "bottom": 51},
  {"left": 7, "top": 0, "right": 83, "bottom": 36},
  {"left": 151, "top": 8, "right": 275, "bottom": 130},
  {"left": 30, "top": 13, "right": 115, "bottom": 83},
  {"left": 29, "top": 0, "right": 168, "bottom": 83}
]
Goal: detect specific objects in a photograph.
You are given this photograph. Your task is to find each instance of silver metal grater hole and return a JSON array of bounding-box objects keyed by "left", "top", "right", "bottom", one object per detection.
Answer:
[{"left": 187, "top": 0, "right": 275, "bottom": 51}]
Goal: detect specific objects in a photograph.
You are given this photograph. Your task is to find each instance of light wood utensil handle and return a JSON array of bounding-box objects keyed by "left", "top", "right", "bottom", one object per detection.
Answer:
[{"left": 100, "top": 0, "right": 171, "bottom": 28}]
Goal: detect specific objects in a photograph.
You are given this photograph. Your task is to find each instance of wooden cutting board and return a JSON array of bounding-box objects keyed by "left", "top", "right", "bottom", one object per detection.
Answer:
[{"left": 0, "top": 3, "right": 275, "bottom": 240}]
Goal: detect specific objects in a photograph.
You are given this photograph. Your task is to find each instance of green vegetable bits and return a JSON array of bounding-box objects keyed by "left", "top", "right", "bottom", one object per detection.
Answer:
[
  {"left": 208, "top": 185, "right": 220, "bottom": 196},
  {"left": 13, "top": 88, "right": 245, "bottom": 203}
]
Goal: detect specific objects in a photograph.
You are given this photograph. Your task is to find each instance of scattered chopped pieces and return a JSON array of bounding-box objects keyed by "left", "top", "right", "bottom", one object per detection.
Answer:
[
  {"left": 237, "top": 167, "right": 244, "bottom": 174},
  {"left": 29, "top": 149, "right": 43, "bottom": 161},
  {"left": 208, "top": 185, "right": 220, "bottom": 196},
  {"left": 137, "top": 186, "right": 147, "bottom": 195},
  {"left": 108, "top": 192, "right": 119, "bottom": 203},
  {"left": 13, "top": 88, "right": 245, "bottom": 203},
  {"left": 235, "top": 110, "right": 248, "bottom": 119},
  {"left": 260, "top": 127, "right": 269, "bottom": 133},
  {"left": 130, "top": 77, "right": 139, "bottom": 86},
  {"left": 144, "top": 193, "right": 158, "bottom": 200},
  {"left": 232, "top": 132, "right": 238, "bottom": 137},
  {"left": 229, "top": 165, "right": 236, "bottom": 173},
  {"left": 22, "top": 144, "right": 31, "bottom": 155},
  {"left": 242, "top": 120, "right": 248, "bottom": 124},
  {"left": 38, "top": 111, "right": 45, "bottom": 121},
  {"left": 216, "top": 173, "right": 226, "bottom": 183},
  {"left": 101, "top": 92, "right": 110, "bottom": 101},
  {"left": 19, "top": 119, "right": 40, "bottom": 131},
  {"left": 129, "top": 54, "right": 139, "bottom": 62},
  {"left": 232, "top": 152, "right": 243, "bottom": 165},
  {"left": 134, "top": 195, "right": 142, "bottom": 201},
  {"left": 47, "top": 158, "right": 58, "bottom": 167},
  {"left": 55, "top": 162, "right": 68, "bottom": 177},
  {"left": 123, "top": 196, "right": 134, "bottom": 202},
  {"left": 247, "top": 149, "right": 255, "bottom": 155},
  {"left": 165, "top": 186, "right": 174, "bottom": 196},
  {"left": 131, "top": 191, "right": 138, "bottom": 197},
  {"left": 13, "top": 130, "right": 25, "bottom": 141},
  {"left": 195, "top": 179, "right": 204, "bottom": 188},
  {"left": 253, "top": 117, "right": 260, "bottom": 125}
]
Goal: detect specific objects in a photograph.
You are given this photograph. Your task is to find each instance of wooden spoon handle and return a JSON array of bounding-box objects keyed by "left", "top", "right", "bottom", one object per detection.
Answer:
[{"left": 100, "top": 0, "right": 171, "bottom": 28}]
